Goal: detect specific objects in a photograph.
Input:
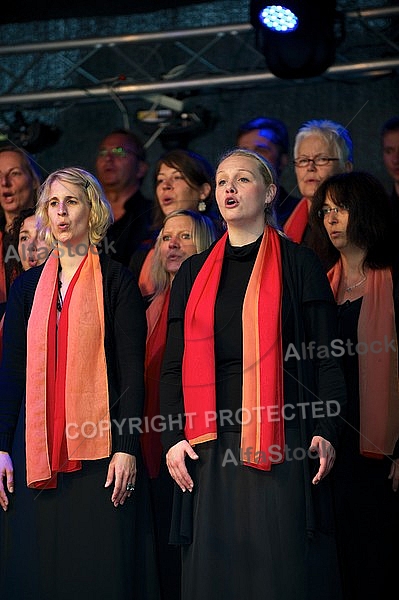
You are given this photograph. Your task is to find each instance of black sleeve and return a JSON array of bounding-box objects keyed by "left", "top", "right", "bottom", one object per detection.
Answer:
[
  {"left": 0, "top": 276, "right": 28, "bottom": 452},
  {"left": 303, "top": 299, "right": 347, "bottom": 449},
  {"left": 106, "top": 266, "right": 147, "bottom": 456},
  {"left": 128, "top": 247, "right": 150, "bottom": 281},
  {"left": 299, "top": 247, "right": 347, "bottom": 448}
]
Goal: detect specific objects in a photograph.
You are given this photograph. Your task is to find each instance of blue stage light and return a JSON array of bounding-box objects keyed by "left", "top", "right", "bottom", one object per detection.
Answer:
[{"left": 259, "top": 5, "right": 298, "bottom": 32}]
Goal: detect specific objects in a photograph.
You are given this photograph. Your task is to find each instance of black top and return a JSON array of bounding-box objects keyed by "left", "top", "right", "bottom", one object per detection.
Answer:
[
  {"left": 100, "top": 189, "right": 153, "bottom": 266},
  {"left": 275, "top": 185, "right": 301, "bottom": 226}
]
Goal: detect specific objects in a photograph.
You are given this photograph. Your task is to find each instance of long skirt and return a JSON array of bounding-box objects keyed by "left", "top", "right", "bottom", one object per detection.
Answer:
[
  {"left": 0, "top": 403, "right": 160, "bottom": 600},
  {"left": 172, "top": 430, "right": 342, "bottom": 600}
]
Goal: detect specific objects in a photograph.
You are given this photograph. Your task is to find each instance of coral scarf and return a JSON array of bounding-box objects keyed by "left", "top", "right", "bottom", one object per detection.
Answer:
[
  {"left": 328, "top": 262, "right": 399, "bottom": 457},
  {"left": 26, "top": 248, "right": 111, "bottom": 488},
  {"left": 138, "top": 248, "right": 156, "bottom": 297},
  {"left": 182, "top": 228, "right": 285, "bottom": 471},
  {"left": 283, "top": 197, "right": 309, "bottom": 243},
  {"left": 142, "top": 288, "right": 171, "bottom": 478}
]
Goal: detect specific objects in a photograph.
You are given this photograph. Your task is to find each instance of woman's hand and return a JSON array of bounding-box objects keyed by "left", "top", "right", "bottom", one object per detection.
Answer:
[
  {"left": 388, "top": 458, "right": 399, "bottom": 492},
  {"left": 0, "top": 451, "right": 14, "bottom": 511},
  {"left": 104, "top": 452, "right": 136, "bottom": 507},
  {"left": 309, "top": 436, "right": 336, "bottom": 485},
  {"left": 166, "top": 440, "right": 199, "bottom": 492}
]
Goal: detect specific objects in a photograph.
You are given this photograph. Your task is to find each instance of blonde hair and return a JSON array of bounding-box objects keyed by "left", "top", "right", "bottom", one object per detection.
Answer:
[
  {"left": 151, "top": 209, "right": 217, "bottom": 297},
  {"left": 36, "top": 166, "right": 113, "bottom": 246}
]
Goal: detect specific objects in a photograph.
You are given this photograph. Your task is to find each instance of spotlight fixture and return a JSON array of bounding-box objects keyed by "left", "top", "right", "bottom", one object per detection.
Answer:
[
  {"left": 259, "top": 5, "right": 298, "bottom": 33},
  {"left": 250, "top": 1, "right": 338, "bottom": 79}
]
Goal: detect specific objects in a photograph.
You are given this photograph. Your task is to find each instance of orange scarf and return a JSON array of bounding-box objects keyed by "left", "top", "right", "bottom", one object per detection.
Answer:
[
  {"left": 328, "top": 261, "right": 399, "bottom": 457},
  {"left": 138, "top": 248, "right": 156, "bottom": 297},
  {"left": 142, "top": 288, "right": 171, "bottom": 478},
  {"left": 182, "top": 228, "right": 285, "bottom": 470},
  {"left": 0, "top": 231, "right": 7, "bottom": 304},
  {"left": 283, "top": 197, "right": 309, "bottom": 243},
  {"left": 26, "top": 248, "right": 111, "bottom": 488}
]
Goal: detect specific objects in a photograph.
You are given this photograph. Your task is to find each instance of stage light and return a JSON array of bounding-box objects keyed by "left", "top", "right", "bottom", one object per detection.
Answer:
[
  {"left": 250, "top": 1, "right": 338, "bottom": 79},
  {"left": 259, "top": 6, "right": 298, "bottom": 33}
]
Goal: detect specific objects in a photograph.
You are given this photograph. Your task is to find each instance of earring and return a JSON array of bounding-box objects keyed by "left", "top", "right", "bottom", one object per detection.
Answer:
[{"left": 198, "top": 200, "right": 207, "bottom": 212}]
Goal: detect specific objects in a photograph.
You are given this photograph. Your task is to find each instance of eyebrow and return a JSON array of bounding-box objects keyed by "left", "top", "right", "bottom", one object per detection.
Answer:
[{"left": 216, "top": 168, "right": 254, "bottom": 176}]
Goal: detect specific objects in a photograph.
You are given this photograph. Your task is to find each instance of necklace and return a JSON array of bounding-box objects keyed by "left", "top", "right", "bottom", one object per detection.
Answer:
[
  {"left": 57, "top": 265, "right": 63, "bottom": 312},
  {"left": 345, "top": 276, "right": 367, "bottom": 293}
]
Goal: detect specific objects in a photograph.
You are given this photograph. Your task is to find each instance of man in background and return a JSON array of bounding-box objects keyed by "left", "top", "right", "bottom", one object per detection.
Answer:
[
  {"left": 236, "top": 116, "right": 299, "bottom": 226},
  {"left": 95, "top": 128, "right": 153, "bottom": 266},
  {"left": 381, "top": 116, "right": 399, "bottom": 228}
]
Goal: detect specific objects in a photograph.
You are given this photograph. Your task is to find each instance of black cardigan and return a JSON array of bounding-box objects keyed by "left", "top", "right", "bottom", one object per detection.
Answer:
[
  {"left": 0, "top": 252, "right": 147, "bottom": 456},
  {"left": 160, "top": 233, "right": 348, "bottom": 536}
]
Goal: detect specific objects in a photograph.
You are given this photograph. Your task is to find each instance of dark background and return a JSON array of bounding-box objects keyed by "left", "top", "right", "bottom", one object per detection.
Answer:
[{"left": 0, "top": 0, "right": 210, "bottom": 24}]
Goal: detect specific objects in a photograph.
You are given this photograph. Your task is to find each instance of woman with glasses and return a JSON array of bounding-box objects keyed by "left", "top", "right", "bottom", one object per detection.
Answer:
[
  {"left": 284, "top": 119, "right": 353, "bottom": 245},
  {"left": 310, "top": 170, "right": 399, "bottom": 600}
]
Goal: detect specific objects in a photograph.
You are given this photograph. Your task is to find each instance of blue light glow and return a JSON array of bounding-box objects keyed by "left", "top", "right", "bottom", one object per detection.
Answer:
[{"left": 259, "top": 5, "right": 298, "bottom": 32}]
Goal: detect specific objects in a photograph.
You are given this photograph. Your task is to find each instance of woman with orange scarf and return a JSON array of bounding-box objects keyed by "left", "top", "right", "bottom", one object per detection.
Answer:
[
  {"left": 310, "top": 171, "right": 399, "bottom": 600},
  {"left": 160, "top": 149, "right": 347, "bottom": 600},
  {"left": 143, "top": 208, "right": 217, "bottom": 600},
  {"left": 0, "top": 167, "right": 159, "bottom": 599}
]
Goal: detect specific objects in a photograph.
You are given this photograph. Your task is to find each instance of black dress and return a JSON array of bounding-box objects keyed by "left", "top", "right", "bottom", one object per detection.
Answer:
[
  {"left": 160, "top": 234, "right": 346, "bottom": 600},
  {"left": 332, "top": 298, "right": 399, "bottom": 600}
]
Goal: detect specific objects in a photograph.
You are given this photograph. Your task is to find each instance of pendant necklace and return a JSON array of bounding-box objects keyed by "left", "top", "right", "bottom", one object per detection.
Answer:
[
  {"left": 345, "top": 275, "right": 366, "bottom": 293},
  {"left": 57, "top": 265, "right": 63, "bottom": 312}
]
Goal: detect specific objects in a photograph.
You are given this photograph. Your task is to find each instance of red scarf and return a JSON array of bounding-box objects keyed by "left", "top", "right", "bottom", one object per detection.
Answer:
[
  {"left": 138, "top": 248, "right": 156, "bottom": 298},
  {"left": 26, "top": 249, "right": 111, "bottom": 488},
  {"left": 142, "top": 288, "right": 170, "bottom": 478},
  {"left": 328, "top": 262, "right": 399, "bottom": 457},
  {"left": 283, "top": 197, "right": 309, "bottom": 243},
  {"left": 182, "top": 228, "right": 285, "bottom": 470}
]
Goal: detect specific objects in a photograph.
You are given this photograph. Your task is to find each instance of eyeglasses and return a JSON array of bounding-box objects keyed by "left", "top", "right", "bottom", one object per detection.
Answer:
[
  {"left": 97, "top": 146, "right": 138, "bottom": 158},
  {"left": 317, "top": 206, "right": 349, "bottom": 218},
  {"left": 293, "top": 156, "right": 340, "bottom": 168}
]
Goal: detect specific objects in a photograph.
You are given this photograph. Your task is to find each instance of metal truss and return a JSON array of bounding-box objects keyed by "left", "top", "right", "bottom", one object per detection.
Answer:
[{"left": 0, "top": 5, "right": 398, "bottom": 110}]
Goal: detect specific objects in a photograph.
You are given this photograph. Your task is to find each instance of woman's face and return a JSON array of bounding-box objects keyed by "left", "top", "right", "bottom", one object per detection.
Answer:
[
  {"left": 215, "top": 154, "right": 272, "bottom": 229},
  {"left": 321, "top": 192, "right": 351, "bottom": 253},
  {"left": 295, "top": 134, "right": 344, "bottom": 200},
  {"left": 156, "top": 163, "right": 209, "bottom": 216},
  {"left": 159, "top": 215, "right": 197, "bottom": 276},
  {"left": 0, "top": 151, "right": 36, "bottom": 223},
  {"left": 18, "top": 215, "right": 50, "bottom": 270},
  {"left": 47, "top": 179, "right": 90, "bottom": 248}
]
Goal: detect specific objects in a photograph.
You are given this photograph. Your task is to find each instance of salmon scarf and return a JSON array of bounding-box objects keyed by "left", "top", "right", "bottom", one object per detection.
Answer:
[
  {"left": 283, "top": 197, "right": 309, "bottom": 243},
  {"left": 142, "top": 288, "right": 171, "bottom": 478},
  {"left": 138, "top": 248, "right": 156, "bottom": 297},
  {"left": 26, "top": 248, "right": 111, "bottom": 488},
  {"left": 182, "top": 228, "right": 285, "bottom": 470},
  {"left": 328, "top": 261, "right": 399, "bottom": 457}
]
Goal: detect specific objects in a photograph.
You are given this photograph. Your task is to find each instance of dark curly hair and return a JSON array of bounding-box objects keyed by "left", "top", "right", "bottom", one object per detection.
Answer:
[{"left": 309, "top": 170, "right": 394, "bottom": 270}]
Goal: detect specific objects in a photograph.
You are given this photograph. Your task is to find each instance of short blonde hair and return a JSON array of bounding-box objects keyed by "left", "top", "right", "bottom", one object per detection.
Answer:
[
  {"left": 36, "top": 166, "right": 113, "bottom": 246},
  {"left": 151, "top": 209, "right": 217, "bottom": 297}
]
